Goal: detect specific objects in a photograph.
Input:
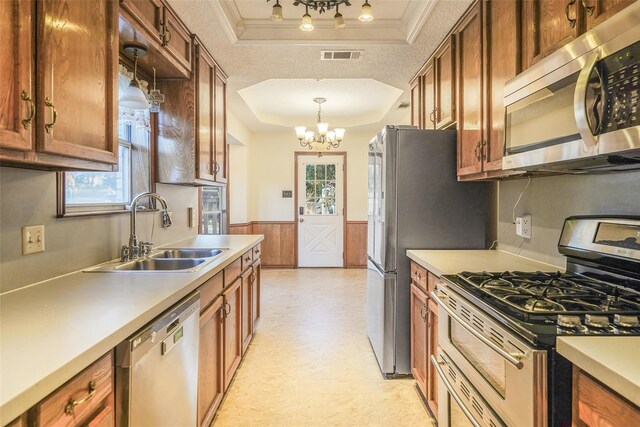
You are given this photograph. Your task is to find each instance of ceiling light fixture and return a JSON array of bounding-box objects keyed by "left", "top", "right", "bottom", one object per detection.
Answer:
[
  {"left": 295, "top": 97, "right": 345, "bottom": 152},
  {"left": 119, "top": 42, "right": 151, "bottom": 110},
  {"left": 266, "top": 0, "right": 373, "bottom": 31},
  {"left": 147, "top": 67, "right": 165, "bottom": 113}
]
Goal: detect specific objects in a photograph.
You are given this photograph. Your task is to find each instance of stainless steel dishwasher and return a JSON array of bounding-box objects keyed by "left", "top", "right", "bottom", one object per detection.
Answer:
[{"left": 115, "top": 293, "right": 200, "bottom": 426}]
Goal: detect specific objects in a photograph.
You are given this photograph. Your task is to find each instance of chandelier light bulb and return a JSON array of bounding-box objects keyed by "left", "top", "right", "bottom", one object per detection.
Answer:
[
  {"left": 327, "top": 130, "right": 336, "bottom": 142},
  {"left": 300, "top": 12, "right": 314, "bottom": 31},
  {"left": 334, "top": 128, "right": 346, "bottom": 141},
  {"left": 271, "top": 0, "right": 283, "bottom": 21},
  {"left": 317, "top": 122, "right": 329, "bottom": 136},
  {"left": 305, "top": 130, "right": 315, "bottom": 142},
  {"left": 295, "top": 126, "right": 307, "bottom": 140},
  {"left": 334, "top": 12, "right": 345, "bottom": 29},
  {"left": 358, "top": 0, "right": 373, "bottom": 22}
]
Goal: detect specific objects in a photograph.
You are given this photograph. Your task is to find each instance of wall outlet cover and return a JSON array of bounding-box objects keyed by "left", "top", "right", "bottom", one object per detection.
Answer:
[
  {"left": 22, "top": 225, "right": 45, "bottom": 255},
  {"left": 516, "top": 215, "right": 532, "bottom": 239}
]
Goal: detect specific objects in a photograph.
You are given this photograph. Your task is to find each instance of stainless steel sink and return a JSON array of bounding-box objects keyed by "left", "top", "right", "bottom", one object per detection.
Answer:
[
  {"left": 151, "top": 249, "right": 223, "bottom": 259},
  {"left": 114, "top": 258, "right": 206, "bottom": 271}
]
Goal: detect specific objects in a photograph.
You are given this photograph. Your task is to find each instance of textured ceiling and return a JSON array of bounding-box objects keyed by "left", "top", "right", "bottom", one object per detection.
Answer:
[{"left": 166, "top": 0, "right": 473, "bottom": 132}]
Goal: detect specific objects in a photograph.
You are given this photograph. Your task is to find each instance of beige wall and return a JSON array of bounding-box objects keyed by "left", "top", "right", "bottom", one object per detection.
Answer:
[
  {"left": 245, "top": 131, "right": 372, "bottom": 222},
  {"left": 227, "top": 111, "right": 251, "bottom": 224},
  {"left": 497, "top": 171, "right": 640, "bottom": 267},
  {"left": 0, "top": 166, "right": 198, "bottom": 293}
]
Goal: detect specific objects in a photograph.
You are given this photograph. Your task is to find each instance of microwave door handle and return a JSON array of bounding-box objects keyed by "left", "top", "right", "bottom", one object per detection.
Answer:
[
  {"left": 591, "top": 66, "right": 605, "bottom": 135},
  {"left": 431, "top": 291, "right": 525, "bottom": 369},
  {"left": 574, "top": 51, "right": 601, "bottom": 149},
  {"left": 431, "top": 355, "right": 482, "bottom": 427}
]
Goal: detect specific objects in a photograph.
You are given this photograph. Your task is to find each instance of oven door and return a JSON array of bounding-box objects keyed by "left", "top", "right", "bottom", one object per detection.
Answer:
[{"left": 432, "top": 286, "right": 548, "bottom": 427}]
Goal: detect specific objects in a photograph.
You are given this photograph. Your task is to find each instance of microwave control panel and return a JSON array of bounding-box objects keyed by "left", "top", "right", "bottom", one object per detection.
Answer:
[{"left": 601, "top": 41, "right": 640, "bottom": 134}]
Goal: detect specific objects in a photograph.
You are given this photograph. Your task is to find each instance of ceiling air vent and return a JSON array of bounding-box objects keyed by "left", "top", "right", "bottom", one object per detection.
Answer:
[
  {"left": 397, "top": 102, "right": 410, "bottom": 109},
  {"left": 320, "top": 50, "right": 364, "bottom": 61}
]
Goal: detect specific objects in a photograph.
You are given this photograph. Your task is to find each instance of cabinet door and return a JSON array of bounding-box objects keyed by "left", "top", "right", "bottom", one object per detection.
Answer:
[
  {"left": 584, "top": 0, "right": 635, "bottom": 30},
  {"left": 426, "top": 298, "right": 439, "bottom": 417},
  {"left": 522, "top": 0, "right": 582, "bottom": 69},
  {"left": 161, "top": 4, "right": 192, "bottom": 74},
  {"left": 410, "top": 283, "right": 428, "bottom": 400},
  {"left": 214, "top": 69, "right": 227, "bottom": 183},
  {"left": 223, "top": 278, "right": 242, "bottom": 390},
  {"left": 0, "top": 0, "right": 33, "bottom": 153},
  {"left": 434, "top": 36, "right": 456, "bottom": 129},
  {"left": 119, "top": 0, "right": 163, "bottom": 44},
  {"left": 456, "top": 3, "right": 484, "bottom": 177},
  {"left": 410, "top": 76, "right": 422, "bottom": 128},
  {"left": 36, "top": 0, "right": 118, "bottom": 165},
  {"left": 484, "top": 0, "right": 521, "bottom": 172},
  {"left": 252, "top": 260, "right": 261, "bottom": 330},
  {"left": 195, "top": 43, "right": 215, "bottom": 182},
  {"left": 86, "top": 405, "right": 114, "bottom": 427},
  {"left": 241, "top": 268, "right": 253, "bottom": 354},
  {"left": 423, "top": 62, "right": 436, "bottom": 130},
  {"left": 198, "top": 297, "right": 224, "bottom": 427}
]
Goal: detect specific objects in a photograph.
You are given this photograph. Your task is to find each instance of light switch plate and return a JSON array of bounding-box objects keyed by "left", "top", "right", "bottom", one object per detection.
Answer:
[
  {"left": 188, "top": 207, "right": 198, "bottom": 228},
  {"left": 22, "top": 225, "right": 45, "bottom": 255}
]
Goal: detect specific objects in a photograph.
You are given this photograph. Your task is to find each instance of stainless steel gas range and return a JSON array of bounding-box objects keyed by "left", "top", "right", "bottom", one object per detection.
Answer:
[{"left": 431, "top": 216, "right": 640, "bottom": 427}]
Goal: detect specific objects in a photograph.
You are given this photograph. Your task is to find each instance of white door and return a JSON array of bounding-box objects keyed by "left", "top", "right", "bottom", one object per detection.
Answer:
[{"left": 297, "top": 155, "right": 344, "bottom": 267}]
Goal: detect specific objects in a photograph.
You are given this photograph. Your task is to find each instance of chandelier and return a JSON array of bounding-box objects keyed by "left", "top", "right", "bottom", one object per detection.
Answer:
[
  {"left": 295, "top": 98, "right": 345, "bottom": 151},
  {"left": 267, "top": 0, "right": 373, "bottom": 31}
]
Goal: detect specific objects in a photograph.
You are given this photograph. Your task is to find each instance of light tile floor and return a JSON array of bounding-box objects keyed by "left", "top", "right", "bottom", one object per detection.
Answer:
[{"left": 214, "top": 268, "right": 434, "bottom": 426}]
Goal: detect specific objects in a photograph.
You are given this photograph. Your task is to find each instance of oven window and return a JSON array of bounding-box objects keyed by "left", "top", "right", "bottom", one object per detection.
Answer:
[
  {"left": 451, "top": 322, "right": 507, "bottom": 397},
  {"left": 505, "top": 71, "right": 580, "bottom": 153}
]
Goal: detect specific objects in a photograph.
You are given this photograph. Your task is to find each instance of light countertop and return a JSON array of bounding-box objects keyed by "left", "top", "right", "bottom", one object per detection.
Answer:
[
  {"left": 557, "top": 336, "right": 640, "bottom": 407},
  {"left": 0, "top": 234, "right": 263, "bottom": 425},
  {"left": 406, "top": 249, "right": 563, "bottom": 277}
]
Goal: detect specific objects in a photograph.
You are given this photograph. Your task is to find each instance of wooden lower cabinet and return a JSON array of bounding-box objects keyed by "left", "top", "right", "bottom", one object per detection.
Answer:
[
  {"left": 241, "top": 267, "right": 253, "bottom": 354},
  {"left": 252, "top": 260, "right": 261, "bottom": 329},
  {"left": 410, "top": 261, "right": 439, "bottom": 420},
  {"left": 34, "top": 352, "right": 114, "bottom": 427},
  {"left": 222, "top": 277, "right": 242, "bottom": 390},
  {"left": 198, "top": 296, "right": 224, "bottom": 427},
  {"left": 572, "top": 367, "right": 640, "bottom": 427},
  {"left": 410, "top": 283, "right": 429, "bottom": 399}
]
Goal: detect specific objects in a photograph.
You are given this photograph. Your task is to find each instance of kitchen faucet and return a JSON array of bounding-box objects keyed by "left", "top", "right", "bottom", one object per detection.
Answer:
[{"left": 121, "top": 192, "right": 173, "bottom": 261}]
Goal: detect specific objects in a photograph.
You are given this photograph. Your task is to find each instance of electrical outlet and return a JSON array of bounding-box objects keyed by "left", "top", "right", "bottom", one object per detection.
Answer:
[
  {"left": 516, "top": 215, "right": 532, "bottom": 239},
  {"left": 22, "top": 225, "right": 45, "bottom": 255},
  {"left": 188, "top": 207, "right": 198, "bottom": 228}
]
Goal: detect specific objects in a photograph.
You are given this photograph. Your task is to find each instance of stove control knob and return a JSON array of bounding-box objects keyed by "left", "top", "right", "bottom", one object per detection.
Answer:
[
  {"left": 614, "top": 314, "right": 640, "bottom": 328},
  {"left": 557, "top": 315, "right": 582, "bottom": 329},
  {"left": 585, "top": 315, "right": 610, "bottom": 328}
]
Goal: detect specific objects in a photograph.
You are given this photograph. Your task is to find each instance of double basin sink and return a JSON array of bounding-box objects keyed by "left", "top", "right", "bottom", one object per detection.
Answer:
[{"left": 86, "top": 248, "right": 224, "bottom": 272}]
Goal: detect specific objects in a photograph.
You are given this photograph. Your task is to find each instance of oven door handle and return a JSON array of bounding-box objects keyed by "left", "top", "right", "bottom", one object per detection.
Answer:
[
  {"left": 431, "top": 291, "right": 525, "bottom": 369},
  {"left": 431, "top": 355, "right": 482, "bottom": 427},
  {"left": 574, "top": 50, "right": 601, "bottom": 149}
]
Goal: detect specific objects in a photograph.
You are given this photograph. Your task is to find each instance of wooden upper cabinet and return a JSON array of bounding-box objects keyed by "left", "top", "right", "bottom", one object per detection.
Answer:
[
  {"left": 456, "top": 2, "right": 484, "bottom": 177},
  {"left": 196, "top": 42, "right": 215, "bottom": 182},
  {"left": 0, "top": 0, "right": 33, "bottom": 154},
  {"left": 484, "top": 0, "right": 521, "bottom": 173},
  {"left": 583, "top": 0, "right": 636, "bottom": 30},
  {"left": 214, "top": 69, "right": 227, "bottom": 183},
  {"left": 36, "top": 0, "right": 118, "bottom": 166},
  {"left": 423, "top": 62, "right": 436, "bottom": 130},
  {"left": 161, "top": 4, "right": 192, "bottom": 74},
  {"left": 119, "top": 0, "right": 163, "bottom": 44},
  {"left": 410, "top": 75, "right": 422, "bottom": 128},
  {"left": 522, "top": 0, "right": 582, "bottom": 69},
  {"left": 434, "top": 36, "right": 456, "bottom": 129}
]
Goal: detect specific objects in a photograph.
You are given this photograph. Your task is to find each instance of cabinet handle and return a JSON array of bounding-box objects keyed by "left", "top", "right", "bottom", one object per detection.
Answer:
[
  {"left": 427, "top": 308, "right": 432, "bottom": 327},
  {"left": 162, "top": 25, "right": 172, "bottom": 46},
  {"left": 64, "top": 380, "right": 96, "bottom": 415},
  {"left": 474, "top": 141, "right": 482, "bottom": 161},
  {"left": 429, "top": 110, "right": 435, "bottom": 125},
  {"left": 44, "top": 97, "right": 57, "bottom": 134},
  {"left": 481, "top": 140, "right": 487, "bottom": 161},
  {"left": 565, "top": 0, "right": 577, "bottom": 28},
  {"left": 214, "top": 162, "right": 221, "bottom": 174},
  {"left": 420, "top": 305, "right": 428, "bottom": 322},
  {"left": 219, "top": 305, "right": 226, "bottom": 323},
  {"left": 225, "top": 302, "right": 231, "bottom": 317},
  {"left": 21, "top": 90, "right": 35, "bottom": 130},
  {"left": 581, "top": 0, "right": 594, "bottom": 16},
  {"left": 433, "top": 107, "right": 439, "bottom": 123}
]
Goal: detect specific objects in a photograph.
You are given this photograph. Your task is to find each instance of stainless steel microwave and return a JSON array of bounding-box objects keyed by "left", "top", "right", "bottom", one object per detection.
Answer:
[{"left": 503, "top": 2, "right": 640, "bottom": 173}]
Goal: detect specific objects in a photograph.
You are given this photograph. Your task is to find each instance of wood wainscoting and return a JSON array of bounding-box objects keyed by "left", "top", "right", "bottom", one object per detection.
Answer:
[
  {"left": 345, "top": 221, "right": 367, "bottom": 268},
  {"left": 229, "top": 221, "right": 367, "bottom": 269}
]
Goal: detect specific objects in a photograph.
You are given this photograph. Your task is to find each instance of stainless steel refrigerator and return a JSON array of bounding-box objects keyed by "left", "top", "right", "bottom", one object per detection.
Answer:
[
  {"left": 200, "top": 186, "right": 227, "bottom": 235},
  {"left": 367, "top": 126, "right": 490, "bottom": 376}
]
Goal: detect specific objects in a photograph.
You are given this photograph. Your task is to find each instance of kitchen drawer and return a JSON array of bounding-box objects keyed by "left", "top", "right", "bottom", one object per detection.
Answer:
[
  {"left": 224, "top": 257, "right": 242, "bottom": 287},
  {"left": 427, "top": 272, "right": 442, "bottom": 295},
  {"left": 411, "top": 261, "right": 428, "bottom": 291},
  {"left": 200, "top": 271, "right": 223, "bottom": 312},
  {"left": 35, "top": 352, "right": 113, "bottom": 427},
  {"left": 252, "top": 243, "right": 261, "bottom": 260},
  {"left": 241, "top": 250, "right": 253, "bottom": 272}
]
